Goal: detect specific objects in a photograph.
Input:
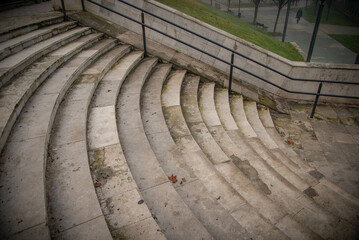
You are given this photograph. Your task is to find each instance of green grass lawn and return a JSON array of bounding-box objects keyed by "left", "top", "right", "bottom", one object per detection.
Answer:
[
  {"left": 329, "top": 34, "right": 359, "bottom": 53},
  {"left": 298, "top": 2, "right": 359, "bottom": 27},
  {"left": 156, "top": 0, "right": 304, "bottom": 61}
]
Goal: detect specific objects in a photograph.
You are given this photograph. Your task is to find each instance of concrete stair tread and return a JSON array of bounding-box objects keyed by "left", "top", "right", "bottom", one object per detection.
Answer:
[
  {"left": 0, "top": 15, "right": 63, "bottom": 43},
  {"left": 0, "top": 26, "right": 91, "bottom": 87},
  {"left": 46, "top": 43, "right": 126, "bottom": 239},
  {"left": 87, "top": 50, "right": 165, "bottom": 239},
  {"left": 0, "top": 21, "right": 77, "bottom": 61},
  {"left": 0, "top": 32, "right": 104, "bottom": 154},
  {"left": 243, "top": 101, "right": 278, "bottom": 149},
  {"left": 142, "top": 65, "right": 254, "bottom": 240},
  {"left": 162, "top": 71, "right": 252, "bottom": 212},
  {"left": 181, "top": 75, "right": 230, "bottom": 164},
  {"left": 231, "top": 97, "right": 314, "bottom": 191},
  {"left": 118, "top": 58, "right": 212, "bottom": 240},
  {"left": 0, "top": 38, "right": 114, "bottom": 239},
  {"left": 199, "top": 82, "right": 321, "bottom": 239},
  {"left": 215, "top": 87, "right": 356, "bottom": 239},
  {"left": 162, "top": 70, "right": 297, "bottom": 239}
]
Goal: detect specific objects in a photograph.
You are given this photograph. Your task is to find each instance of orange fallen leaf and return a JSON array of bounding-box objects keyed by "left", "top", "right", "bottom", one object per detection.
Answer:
[
  {"left": 168, "top": 174, "right": 177, "bottom": 183},
  {"left": 94, "top": 182, "right": 101, "bottom": 187},
  {"left": 287, "top": 140, "right": 294, "bottom": 145}
]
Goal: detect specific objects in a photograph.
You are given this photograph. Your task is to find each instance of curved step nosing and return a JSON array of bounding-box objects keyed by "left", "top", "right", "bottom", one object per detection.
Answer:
[
  {"left": 0, "top": 33, "right": 104, "bottom": 155},
  {"left": 0, "top": 21, "right": 78, "bottom": 61},
  {"left": 214, "top": 89, "right": 350, "bottom": 239},
  {"left": 0, "top": 27, "right": 92, "bottom": 88},
  {"left": 119, "top": 60, "right": 213, "bottom": 239},
  {"left": 46, "top": 41, "right": 121, "bottom": 238},
  {"left": 0, "top": 39, "right": 115, "bottom": 238},
  {"left": 88, "top": 51, "right": 163, "bottom": 238},
  {"left": 0, "top": 16, "right": 63, "bottom": 43}
]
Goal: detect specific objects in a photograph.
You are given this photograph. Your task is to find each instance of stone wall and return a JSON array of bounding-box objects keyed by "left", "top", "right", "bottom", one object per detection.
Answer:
[{"left": 53, "top": 0, "right": 359, "bottom": 104}]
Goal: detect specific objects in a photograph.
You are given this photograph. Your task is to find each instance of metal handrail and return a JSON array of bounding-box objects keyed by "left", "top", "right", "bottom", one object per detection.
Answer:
[{"left": 61, "top": 0, "right": 359, "bottom": 117}]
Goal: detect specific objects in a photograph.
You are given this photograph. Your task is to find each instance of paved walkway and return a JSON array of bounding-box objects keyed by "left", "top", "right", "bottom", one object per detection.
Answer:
[{"left": 236, "top": 2, "right": 359, "bottom": 64}]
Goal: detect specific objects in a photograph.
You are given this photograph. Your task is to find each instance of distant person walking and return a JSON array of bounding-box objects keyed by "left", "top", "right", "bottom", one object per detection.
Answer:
[{"left": 296, "top": 8, "right": 303, "bottom": 24}]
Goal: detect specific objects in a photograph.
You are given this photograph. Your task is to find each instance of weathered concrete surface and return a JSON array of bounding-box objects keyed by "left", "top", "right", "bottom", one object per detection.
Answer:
[
  {"left": 0, "top": 39, "right": 113, "bottom": 239},
  {"left": 117, "top": 58, "right": 213, "bottom": 240},
  {"left": 271, "top": 102, "right": 359, "bottom": 199},
  {"left": 0, "top": 32, "right": 103, "bottom": 154}
]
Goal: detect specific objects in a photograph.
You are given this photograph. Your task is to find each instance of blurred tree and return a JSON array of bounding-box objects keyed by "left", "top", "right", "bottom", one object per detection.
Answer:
[
  {"left": 314, "top": 0, "right": 319, "bottom": 15},
  {"left": 273, "top": 0, "right": 289, "bottom": 32},
  {"left": 238, "top": 0, "right": 241, "bottom": 17},
  {"left": 252, "top": 0, "right": 261, "bottom": 24}
]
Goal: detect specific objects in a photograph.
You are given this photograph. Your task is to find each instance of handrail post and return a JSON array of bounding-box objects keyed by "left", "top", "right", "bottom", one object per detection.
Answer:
[
  {"left": 228, "top": 52, "right": 234, "bottom": 94},
  {"left": 60, "top": 0, "right": 68, "bottom": 21},
  {"left": 141, "top": 11, "right": 147, "bottom": 57},
  {"left": 81, "top": 0, "right": 86, "bottom": 11},
  {"left": 310, "top": 82, "right": 322, "bottom": 118}
]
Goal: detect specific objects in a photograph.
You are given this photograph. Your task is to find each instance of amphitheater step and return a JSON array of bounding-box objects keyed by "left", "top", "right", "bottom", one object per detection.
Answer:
[
  {"left": 0, "top": 21, "right": 77, "bottom": 61},
  {"left": 0, "top": 37, "right": 113, "bottom": 239},
  {"left": 0, "top": 7, "right": 358, "bottom": 239},
  {"left": 0, "top": 15, "right": 63, "bottom": 43},
  {"left": 47, "top": 42, "right": 126, "bottom": 239},
  {"left": 87, "top": 50, "right": 166, "bottom": 240},
  {"left": 0, "top": 26, "right": 92, "bottom": 87},
  {"left": 214, "top": 87, "right": 358, "bottom": 239},
  {"left": 0, "top": 32, "right": 103, "bottom": 154},
  {"left": 162, "top": 71, "right": 315, "bottom": 239},
  {"left": 118, "top": 58, "right": 213, "bottom": 239},
  {"left": 142, "top": 66, "right": 256, "bottom": 240}
]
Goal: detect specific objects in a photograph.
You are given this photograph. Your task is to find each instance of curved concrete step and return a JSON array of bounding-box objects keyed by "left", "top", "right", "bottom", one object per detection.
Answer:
[
  {"left": 161, "top": 71, "right": 313, "bottom": 240},
  {"left": 87, "top": 50, "right": 166, "bottom": 240},
  {"left": 198, "top": 81, "right": 321, "bottom": 240},
  {"left": 0, "top": 21, "right": 77, "bottom": 61},
  {"left": 0, "top": 26, "right": 92, "bottom": 87},
  {"left": 142, "top": 66, "right": 255, "bottom": 240},
  {"left": 0, "top": 38, "right": 114, "bottom": 240},
  {"left": 117, "top": 58, "right": 212, "bottom": 240},
  {"left": 214, "top": 87, "right": 358, "bottom": 239},
  {"left": 181, "top": 77, "right": 295, "bottom": 240},
  {"left": 0, "top": 32, "right": 103, "bottom": 155},
  {"left": 255, "top": 106, "right": 359, "bottom": 226},
  {"left": 232, "top": 99, "right": 316, "bottom": 192},
  {"left": 0, "top": 16, "right": 63, "bottom": 43},
  {"left": 46, "top": 43, "right": 126, "bottom": 239}
]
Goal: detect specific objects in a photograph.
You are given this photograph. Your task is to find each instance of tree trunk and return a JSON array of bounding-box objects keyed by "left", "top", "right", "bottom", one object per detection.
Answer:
[
  {"left": 238, "top": 0, "right": 241, "bottom": 17},
  {"left": 227, "top": 0, "right": 231, "bottom": 11},
  {"left": 273, "top": 7, "right": 281, "bottom": 33},
  {"left": 314, "top": 0, "right": 318, "bottom": 15},
  {"left": 253, "top": 0, "right": 259, "bottom": 24}
]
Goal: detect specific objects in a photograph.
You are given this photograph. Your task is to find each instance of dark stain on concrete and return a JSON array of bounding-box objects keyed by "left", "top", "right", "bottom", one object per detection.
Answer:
[
  {"left": 304, "top": 187, "right": 319, "bottom": 198},
  {"left": 309, "top": 170, "right": 324, "bottom": 180},
  {"left": 231, "top": 155, "right": 271, "bottom": 195}
]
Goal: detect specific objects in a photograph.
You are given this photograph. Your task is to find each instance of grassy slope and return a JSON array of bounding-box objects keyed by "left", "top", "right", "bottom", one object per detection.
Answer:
[
  {"left": 300, "top": 2, "right": 359, "bottom": 27},
  {"left": 329, "top": 34, "right": 359, "bottom": 53},
  {"left": 156, "top": 0, "right": 304, "bottom": 61}
]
